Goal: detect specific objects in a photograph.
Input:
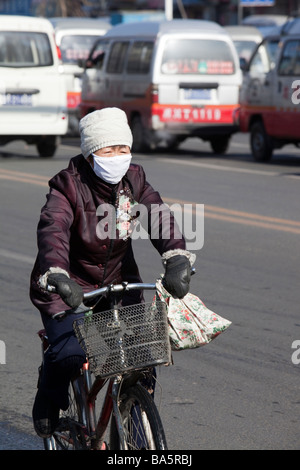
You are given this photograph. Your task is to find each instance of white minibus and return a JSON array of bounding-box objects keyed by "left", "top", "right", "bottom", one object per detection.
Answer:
[
  {"left": 50, "top": 17, "right": 111, "bottom": 134},
  {"left": 80, "top": 19, "right": 242, "bottom": 154},
  {"left": 0, "top": 15, "right": 68, "bottom": 157}
]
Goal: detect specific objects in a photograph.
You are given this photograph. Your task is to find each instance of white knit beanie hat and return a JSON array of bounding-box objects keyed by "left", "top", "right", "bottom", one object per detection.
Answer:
[{"left": 79, "top": 108, "right": 133, "bottom": 158}]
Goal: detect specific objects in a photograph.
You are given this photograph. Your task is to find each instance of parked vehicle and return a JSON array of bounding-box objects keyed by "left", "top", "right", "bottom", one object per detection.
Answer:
[
  {"left": 49, "top": 17, "right": 111, "bottom": 134},
  {"left": 225, "top": 25, "right": 262, "bottom": 66},
  {"left": 239, "top": 24, "right": 300, "bottom": 161},
  {"left": 242, "top": 14, "right": 288, "bottom": 37},
  {"left": 79, "top": 19, "right": 242, "bottom": 154},
  {"left": 0, "top": 15, "right": 68, "bottom": 157}
]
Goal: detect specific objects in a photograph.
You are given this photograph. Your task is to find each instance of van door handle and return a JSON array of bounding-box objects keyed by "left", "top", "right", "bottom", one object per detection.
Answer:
[{"left": 278, "top": 81, "right": 282, "bottom": 93}]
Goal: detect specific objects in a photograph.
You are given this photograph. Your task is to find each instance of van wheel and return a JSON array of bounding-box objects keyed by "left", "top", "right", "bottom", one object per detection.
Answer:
[
  {"left": 210, "top": 136, "right": 230, "bottom": 154},
  {"left": 131, "top": 116, "right": 147, "bottom": 153},
  {"left": 37, "top": 136, "right": 58, "bottom": 158},
  {"left": 250, "top": 121, "right": 273, "bottom": 162},
  {"left": 168, "top": 136, "right": 185, "bottom": 150}
]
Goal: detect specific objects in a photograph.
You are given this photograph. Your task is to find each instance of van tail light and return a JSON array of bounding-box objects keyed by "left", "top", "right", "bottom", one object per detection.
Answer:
[
  {"left": 56, "top": 45, "right": 62, "bottom": 61},
  {"left": 53, "top": 33, "right": 62, "bottom": 62},
  {"left": 151, "top": 84, "right": 159, "bottom": 104}
]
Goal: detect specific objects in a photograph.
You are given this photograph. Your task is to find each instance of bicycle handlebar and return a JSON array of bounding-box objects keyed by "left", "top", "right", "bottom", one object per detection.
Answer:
[
  {"left": 82, "top": 282, "right": 156, "bottom": 301},
  {"left": 48, "top": 268, "right": 195, "bottom": 320},
  {"left": 47, "top": 281, "right": 157, "bottom": 300},
  {"left": 48, "top": 281, "right": 157, "bottom": 320}
]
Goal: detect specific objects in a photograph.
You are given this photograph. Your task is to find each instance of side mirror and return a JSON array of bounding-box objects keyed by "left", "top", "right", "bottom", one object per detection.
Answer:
[
  {"left": 239, "top": 57, "right": 248, "bottom": 72},
  {"left": 77, "top": 58, "right": 86, "bottom": 69}
]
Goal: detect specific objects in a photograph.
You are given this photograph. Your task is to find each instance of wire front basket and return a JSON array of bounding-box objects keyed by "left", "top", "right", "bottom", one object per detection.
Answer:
[{"left": 73, "top": 301, "right": 171, "bottom": 378}]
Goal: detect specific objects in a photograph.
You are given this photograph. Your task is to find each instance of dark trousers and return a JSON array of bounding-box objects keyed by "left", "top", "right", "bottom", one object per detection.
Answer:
[{"left": 39, "top": 312, "right": 86, "bottom": 410}]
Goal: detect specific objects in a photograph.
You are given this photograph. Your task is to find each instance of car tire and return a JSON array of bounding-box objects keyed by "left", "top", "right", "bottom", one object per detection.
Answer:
[
  {"left": 131, "top": 116, "right": 148, "bottom": 153},
  {"left": 210, "top": 136, "right": 230, "bottom": 154},
  {"left": 250, "top": 121, "right": 273, "bottom": 162},
  {"left": 37, "top": 136, "right": 58, "bottom": 158}
]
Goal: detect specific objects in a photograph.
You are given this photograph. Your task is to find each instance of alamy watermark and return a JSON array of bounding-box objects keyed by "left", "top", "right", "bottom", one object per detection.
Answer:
[
  {"left": 0, "top": 340, "right": 5, "bottom": 364},
  {"left": 95, "top": 202, "right": 204, "bottom": 251},
  {"left": 291, "top": 80, "right": 300, "bottom": 104},
  {"left": 291, "top": 340, "right": 300, "bottom": 365}
]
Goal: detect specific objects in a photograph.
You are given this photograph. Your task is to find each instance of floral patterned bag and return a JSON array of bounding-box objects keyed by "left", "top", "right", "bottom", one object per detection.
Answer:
[{"left": 155, "top": 279, "right": 231, "bottom": 351}]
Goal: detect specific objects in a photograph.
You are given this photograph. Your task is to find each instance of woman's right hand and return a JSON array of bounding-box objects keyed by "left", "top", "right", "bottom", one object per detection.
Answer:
[{"left": 47, "top": 273, "right": 83, "bottom": 308}]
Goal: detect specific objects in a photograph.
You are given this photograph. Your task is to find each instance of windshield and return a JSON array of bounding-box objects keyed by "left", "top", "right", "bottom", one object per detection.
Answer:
[
  {"left": 161, "top": 39, "right": 235, "bottom": 75},
  {"left": 0, "top": 32, "right": 53, "bottom": 67},
  {"left": 60, "top": 34, "right": 100, "bottom": 64}
]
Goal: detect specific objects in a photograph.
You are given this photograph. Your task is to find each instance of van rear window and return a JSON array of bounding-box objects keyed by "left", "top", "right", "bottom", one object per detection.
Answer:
[
  {"left": 0, "top": 32, "right": 53, "bottom": 67},
  {"left": 161, "top": 39, "right": 235, "bottom": 75},
  {"left": 60, "top": 35, "right": 101, "bottom": 64}
]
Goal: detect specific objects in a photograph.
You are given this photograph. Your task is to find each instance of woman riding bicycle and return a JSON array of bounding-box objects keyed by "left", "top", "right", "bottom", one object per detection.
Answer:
[{"left": 30, "top": 107, "right": 195, "bottom": 438}]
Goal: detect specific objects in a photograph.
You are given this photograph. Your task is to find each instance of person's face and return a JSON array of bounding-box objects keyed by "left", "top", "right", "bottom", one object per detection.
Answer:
[{"left": 87, "top": 145, "right": 131, "bottom": 167}]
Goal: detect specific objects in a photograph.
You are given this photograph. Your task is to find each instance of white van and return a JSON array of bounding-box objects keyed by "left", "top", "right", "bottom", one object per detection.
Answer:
[
  {"left": 242, "top": 15, "right": 288, "bottom": 37},
  {"left": 0, "top": 15, "right": 68, "bottom": 157},
  {"left": 80, "top": 20, "right": 242, "bottom": 153},
  {"left": 50, "top": 17, "right": 111, "bottom": 134},
  {"left": 225, "top": 25, "right": 262, "bottom": 66}
]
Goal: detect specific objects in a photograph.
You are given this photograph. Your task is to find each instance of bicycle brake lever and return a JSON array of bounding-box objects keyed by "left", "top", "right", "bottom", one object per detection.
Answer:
[{"left": 47, "top": 284, "right": 56, "bottom": 292}]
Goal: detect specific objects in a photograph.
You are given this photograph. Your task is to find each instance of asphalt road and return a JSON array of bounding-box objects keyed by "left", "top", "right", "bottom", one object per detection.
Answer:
[{"left": 0, "top": 133, "right": 299, "bottom": 450}]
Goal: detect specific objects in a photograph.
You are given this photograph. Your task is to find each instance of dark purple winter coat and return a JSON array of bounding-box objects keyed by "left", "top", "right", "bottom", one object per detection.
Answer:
[{"left": 30, "top": 154, "right": 186, "bottom": 316}]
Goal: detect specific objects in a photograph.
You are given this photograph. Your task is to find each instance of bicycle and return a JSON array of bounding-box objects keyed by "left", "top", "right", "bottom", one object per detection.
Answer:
[{"left": 37, "top": 280, "right": 172, "bottom": 450}]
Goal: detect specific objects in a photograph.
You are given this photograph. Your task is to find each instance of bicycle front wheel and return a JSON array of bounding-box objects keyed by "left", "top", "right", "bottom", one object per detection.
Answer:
[{"left": 110, "top": 384, "right": 168, "bottom": 450}]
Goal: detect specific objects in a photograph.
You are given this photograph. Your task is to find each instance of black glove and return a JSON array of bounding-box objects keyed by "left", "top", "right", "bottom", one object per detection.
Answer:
[
  {"left": 47, "top": 273, "right": 83, "bottom": 309},
  {"left": 163, "top": 255, "right": 191, "bottom": 299}
]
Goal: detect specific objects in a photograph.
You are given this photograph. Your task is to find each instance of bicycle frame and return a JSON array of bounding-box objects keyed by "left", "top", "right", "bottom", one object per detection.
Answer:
[
  {"left": 79, "top": 367, "right": 127, "bottom": 450},
  {"left": 42, "top": 281, "right": 167, "bottom": 450},
  {"left": 78, "top": 361, "right": 114, "bottom": 450}
]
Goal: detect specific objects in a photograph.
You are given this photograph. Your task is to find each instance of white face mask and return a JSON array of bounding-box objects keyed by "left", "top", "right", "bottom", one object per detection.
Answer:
[{"left": 92, "top": 153, "right": 132, "bottom": 184}]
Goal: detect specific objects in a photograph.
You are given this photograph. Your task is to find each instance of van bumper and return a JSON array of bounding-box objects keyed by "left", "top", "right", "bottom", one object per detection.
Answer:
[
  {"left": 0, "top": 116, "right": 68, "bottom": 136},
  {"left": 191, "top": 124, "right": 239, "bottom": 137},
  {"left": 151, "top": 103, "right": 239, "bottom": 136},
  {"left": 153, "top": 123, "right": 239, "bottom": 138}
]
